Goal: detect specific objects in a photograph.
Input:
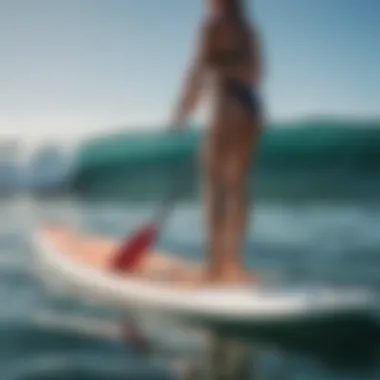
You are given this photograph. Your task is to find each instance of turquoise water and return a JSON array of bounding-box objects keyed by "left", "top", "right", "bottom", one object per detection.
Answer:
[
  {"left": 76, "top": 120, "right": 380, "bottom": 173},
  {"left": 72, "top": 123, "right": 380, "bottom": 201},
  {"left": 0, "top": 195, "right": 379, "bottom": 379}
]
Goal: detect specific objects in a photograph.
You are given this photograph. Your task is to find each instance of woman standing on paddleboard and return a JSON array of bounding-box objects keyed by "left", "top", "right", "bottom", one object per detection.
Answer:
[{"left": 172, "top": 0, "right": 263, "bottom": 284}]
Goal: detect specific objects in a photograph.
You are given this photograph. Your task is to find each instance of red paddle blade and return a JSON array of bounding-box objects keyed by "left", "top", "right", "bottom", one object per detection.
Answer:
[{"left": 111, "top": 223, "right": 159, "bottom": 272}]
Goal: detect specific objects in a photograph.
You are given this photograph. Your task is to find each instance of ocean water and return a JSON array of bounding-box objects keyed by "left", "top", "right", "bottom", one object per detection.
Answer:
[
  {"left": 0, "top": 196, "right": 379, "bottom": 379},
  {"left": 72, "top": 123, "right": 380, "bottom": 204}
]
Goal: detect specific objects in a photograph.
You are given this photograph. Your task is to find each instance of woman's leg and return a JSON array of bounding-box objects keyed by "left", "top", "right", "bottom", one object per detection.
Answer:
[
  {"left": 204, "top": 164, "right": 228, "bottom": 280},
  {"left": 202, "top": 131, "right": 228, "bottom": 281},
  {"left": 220, "top": 118, "right": 261, "bottom": 282},
  {"left": 223, "top": 172, "right": 250, "bottom": 273}
]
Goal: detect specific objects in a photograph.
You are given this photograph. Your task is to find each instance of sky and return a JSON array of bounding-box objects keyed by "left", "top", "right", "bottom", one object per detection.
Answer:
[{"left": 0, "top": 0, "right": 379, "bottom": 150}]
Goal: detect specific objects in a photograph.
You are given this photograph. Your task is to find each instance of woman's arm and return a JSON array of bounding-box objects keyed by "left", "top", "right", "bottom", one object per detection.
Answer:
[{"left": 171, "top": 21, "right": 213, "bottom": 129}]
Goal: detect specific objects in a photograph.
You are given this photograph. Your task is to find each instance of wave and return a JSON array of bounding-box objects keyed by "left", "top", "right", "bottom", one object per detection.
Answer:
[
  {"left": 75, "top": 119, "right": 380, "bottom": 171},
  {"left": 71, "top": 120, "right": 380, "bottom": 200}
]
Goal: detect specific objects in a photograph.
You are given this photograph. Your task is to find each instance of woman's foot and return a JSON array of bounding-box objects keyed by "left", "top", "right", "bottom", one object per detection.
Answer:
[
  {"left": 210, "top": 266, "right": 258, "bottom": 286},
  {"left": 171, "top": 267, "right": 258, "bottom": 288}
]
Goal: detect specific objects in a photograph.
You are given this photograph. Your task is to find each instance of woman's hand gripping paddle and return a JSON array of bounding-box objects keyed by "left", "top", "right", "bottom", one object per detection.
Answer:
[{"left": 111, "top": 129, "right": 192, "bottom": 273}]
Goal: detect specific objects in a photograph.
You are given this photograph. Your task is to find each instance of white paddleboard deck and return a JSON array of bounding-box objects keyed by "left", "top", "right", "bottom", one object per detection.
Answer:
[{"left": 33, "top": 229, "right": 376, "bottom": 330}]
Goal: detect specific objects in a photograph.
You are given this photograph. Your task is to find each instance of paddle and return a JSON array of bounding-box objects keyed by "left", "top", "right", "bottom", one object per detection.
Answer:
[{"left": 111, "top": 131, "right": 193, "bottom": 273}]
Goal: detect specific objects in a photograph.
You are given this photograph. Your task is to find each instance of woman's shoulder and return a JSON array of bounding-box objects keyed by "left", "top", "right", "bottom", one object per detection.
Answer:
[{"left": 197, "top": 16, "right": 224, "bottom": 48}]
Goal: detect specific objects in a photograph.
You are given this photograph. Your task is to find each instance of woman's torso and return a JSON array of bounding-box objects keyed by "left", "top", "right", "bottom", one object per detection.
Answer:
[{"left": 205, "top": 16, "right": 260, "bottom": 123}]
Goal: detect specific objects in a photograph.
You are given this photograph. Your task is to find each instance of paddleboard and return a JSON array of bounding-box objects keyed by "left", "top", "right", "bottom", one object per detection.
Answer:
[{"left": 33, "top": 226, "right": 376, "bottom": 335}]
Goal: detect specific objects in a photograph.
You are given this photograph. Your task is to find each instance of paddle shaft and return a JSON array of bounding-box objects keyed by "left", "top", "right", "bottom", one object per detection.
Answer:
[
  {"left": 112, "top": 151, "right": 195, "bottom": 272},
  {"left": 154, "top": 157, "right": 194, "bottom": 227}
]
